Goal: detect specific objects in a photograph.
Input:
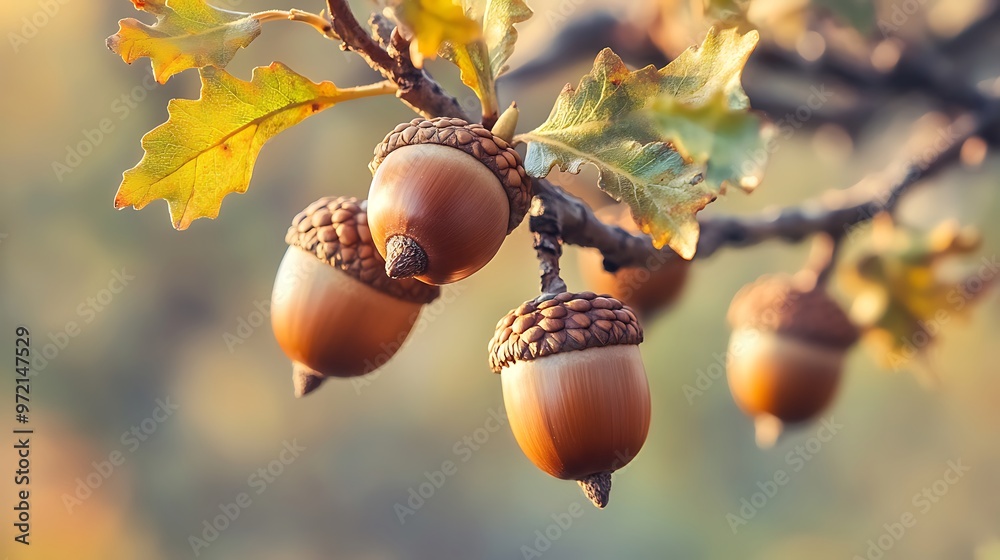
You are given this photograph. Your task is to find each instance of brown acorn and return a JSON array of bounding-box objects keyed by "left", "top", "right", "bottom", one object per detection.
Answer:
[
  {"left": 488, "top": 292, "right": 650, "bottom": 508},
  {"left": 726, "top": 275, "right": 859, "bottom": 447},
  {"left": 578, "top": 206, "right": 690, "bottom": 318},
  {"left": 271, "top": 197, "right": 439, "bottom": 397},
  {"left": 367, "top": 117, "right": 531, "bottom": 285}
]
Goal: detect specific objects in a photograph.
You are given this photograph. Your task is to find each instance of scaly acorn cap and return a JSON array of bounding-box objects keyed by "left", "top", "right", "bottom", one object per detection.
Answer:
[
  {"left": 488, "top": 291, "right": 644, "bottom": 373},
  {"left": 286, "top": 196, "right": 439, "bottom": 305},
  {"left": 369, "top": 117, "right": 531, "bottom": 233},
  {"left": 727, "top": 275, "right": 859, "bottom": 350},
  {"left": 488, "top": 291, "right": 646, "bottom": 509}
]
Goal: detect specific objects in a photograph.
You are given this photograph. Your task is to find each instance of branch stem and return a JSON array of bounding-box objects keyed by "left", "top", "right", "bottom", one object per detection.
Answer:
[
  {"left": 536, "top": 106, "right": 999, "bottom": 271},
  {"left": 794, "top": 233, "right": 841, "bottom": 291},
  {"left": 253, "top": 9, "right": 340, "bottom": 40},
  {"left": 529, "top": 191, "right": 568, "bottom": 294},
  {"left": 321, "top": 4, "right": 998, "bottom": 293},
  {"left": 325, "top": 0, "right": 469, "bottom": 120}
]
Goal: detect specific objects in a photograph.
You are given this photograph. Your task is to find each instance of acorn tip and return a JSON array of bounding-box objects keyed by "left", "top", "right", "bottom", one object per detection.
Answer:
[
  {"left": 292, "top": 363, "right": 325, "bottom": 398},
  {"left": 754, "top": 414, "right": 784, "bottom": 449},
  {"left": 385, "top": 235, "right": 428, "bottom": 279},
  {"left": 578, "top": 471, "right": 612, "bottom": 509}
]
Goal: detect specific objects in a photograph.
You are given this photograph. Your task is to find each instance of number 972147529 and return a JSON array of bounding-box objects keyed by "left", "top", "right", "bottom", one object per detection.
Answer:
[{"left": 14, "top": 326, "right": 30, "bottom": 425}]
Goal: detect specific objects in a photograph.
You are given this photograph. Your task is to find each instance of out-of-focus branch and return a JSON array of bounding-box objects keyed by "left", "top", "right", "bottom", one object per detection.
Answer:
[
  {"left": 937, "top": 3, "right": 1000, "bottom": 56},
  {"left": 500, "top": 12, "right": 878, "bottom": 133},
  {"left": 753, "top": 36, "right": 991, "bottom": 113},
  {"left": 501, "top": 11, "right": 998, "bottom": 129},
  {"left": 326, "top": 0, "right": 469, "bottom": 120},
  {"left": 537, "top": 106, "right": 999, "bottom": 270},
  {"left": 794, "top": 232, "right": 842, "bottom": 290}
]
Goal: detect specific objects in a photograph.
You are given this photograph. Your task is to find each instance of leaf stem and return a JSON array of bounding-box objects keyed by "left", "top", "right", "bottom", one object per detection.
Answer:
[
  {"left": 253, "top": 9, "right": 340, "bottom": 40},
  {"left": 331, "top": 80, "right": 399, "bottom": 101},
  {"left": 479, "top": 75, "right": 500, "bottom": 128}
]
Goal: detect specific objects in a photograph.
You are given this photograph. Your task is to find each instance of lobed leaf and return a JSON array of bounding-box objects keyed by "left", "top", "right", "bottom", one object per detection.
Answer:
[
  {"left": 440, "top": 39, "right": 497, "bottom": 118},
  {"left": 841, "top": 217, "right": 994, "bottom": 371},
  {"left": 114, "top": 63, "right": 394, "bottom": 229},
  {"left": 481, "top": 0, "right": 534, "bottom": 78},
  {"left": 107, "top": 0, "right": 262, "bottom": 84},
  {"left": 520, "top": 28, "right": 767, "bottom": 258}
]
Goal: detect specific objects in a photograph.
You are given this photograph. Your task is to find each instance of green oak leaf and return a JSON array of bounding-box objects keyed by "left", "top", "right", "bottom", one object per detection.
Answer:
[
  {"left": 520, "top": 28, "right": 767, "bottom": 258},
  {"left": 653, "top": 93, "right": 769, "bottom": 193},
  {"left": 108, "top": 0, "right": 262, "bottom": 83}
]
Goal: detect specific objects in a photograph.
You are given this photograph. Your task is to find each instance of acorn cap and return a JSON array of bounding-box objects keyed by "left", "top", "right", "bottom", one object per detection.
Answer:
[
  {"left": 727, "top": 275, "right": 859, "bottom": 350},
  {"left": 488, "top": 292, "right": 644, "bottom": 373},
  {"left": 370, "top": 117, "right": 531, "bottom": 233},
  {"left": 286, "top": 196, "right": 439, "bottom": 304}
]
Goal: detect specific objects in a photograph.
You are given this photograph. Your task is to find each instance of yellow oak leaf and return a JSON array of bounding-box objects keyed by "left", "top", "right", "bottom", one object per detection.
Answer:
[
  {"left": 438, "top": 0, "right": 533, "bottom": 120},
  {"left": 114, "top": 63, "right": 395, "bottom": 229},
  {"left": 395, "top": 0, "right": 482, "bottom": 67},
  {"left": 841, "top": 217, "right": 995, "bottom": 372},
  {"left": 108, "top": 0, "right": 263, "bottom": 83}
]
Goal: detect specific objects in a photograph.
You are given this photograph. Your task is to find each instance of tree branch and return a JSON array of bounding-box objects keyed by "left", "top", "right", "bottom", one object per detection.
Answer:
[
  {"left": 538, "top": 106, "right": 999, "bottom": 271},
  {"left": 329, "top": 3, "right": 997, "bottom": 294},
  {"left": 498, "top": 9, "right": 1000, "bottom": 290},
  {"left": 529, "top": 189, "right": 568, "bottom": 294},
  {"left": 326, "top": 0, "right": 469, "bottom": 120},
  {"left": 501, "top": 11, "right": 997, "bottom": 130}
]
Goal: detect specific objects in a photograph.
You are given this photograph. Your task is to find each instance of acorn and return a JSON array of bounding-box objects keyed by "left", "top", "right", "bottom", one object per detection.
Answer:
[
  {"left": 271, "top": 197, "right": 440, "bottom": 397},
  {"left": 726, "top": 275, "right": 859, "bottom": 447},
  {"left": 367, "top": 117, "right": 531, "bottom": 285},
  {"left": 578, "top": 206, "right": 690, "bottom": 318},
  {"left": 488, "top": 292, "right": 650, "bottom": 508}
]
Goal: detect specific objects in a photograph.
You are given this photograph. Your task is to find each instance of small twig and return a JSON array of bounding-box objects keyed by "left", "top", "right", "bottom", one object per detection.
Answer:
[
  {"left": 813, "top": 233, "right": 841, "bottom": 288},
  {"left": 253, "top": 9, "right": 340, "bottom": 40},
  {"left": 326, "top": 1, "right": 396, "bottom": 71},
  {"left": 481, "top": 110, "right": 500, "bottom": 131},
  {"left": 368, "top": 13, "right": 395, "bottom": 49},
  {"left": 386, "top": 27, "right": 413, "bottom": 64},
  {"left": 326, "top": 0, "right": 468, "bottom": 120},
  {"left": 536, "top": 106, "right": 999, "bottom": 270},
  {"left": 793, "top": 233, "right": 841, "bottom": 290},
  {"left": 529, "top": 190, "right": 568, "bottom": 294}
]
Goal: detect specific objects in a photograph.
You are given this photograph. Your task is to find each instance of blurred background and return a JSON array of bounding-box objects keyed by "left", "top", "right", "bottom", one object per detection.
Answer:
[{"left": 1, "top": 0, "right": 999, "bottom": 558}]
